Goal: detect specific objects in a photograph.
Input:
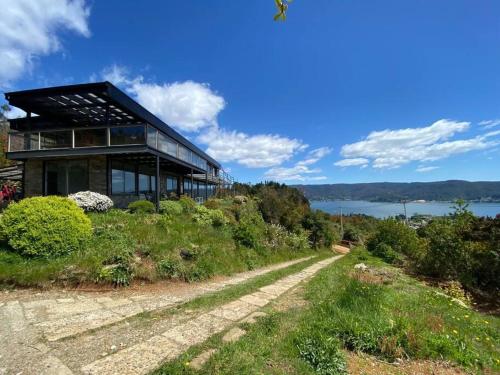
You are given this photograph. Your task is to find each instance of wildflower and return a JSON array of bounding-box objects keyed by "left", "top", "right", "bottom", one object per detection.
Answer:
[
  {"left": 184, "top": 362, "right": 190, "bottom": 366},
  {"left": 452, "top": 329, "right": 458, "bottom": 334},
  {"left": 464, "top": 315, "right": 469, "bottom": 318},
  {"left": 484, "top": 320, "right": 489, "bottom": 324},
  {"left": 475, "top": 337, "right": 480, "bottom": 341},
  {"left": 485, "top": 337, "right": 490, "bottom": 341}
]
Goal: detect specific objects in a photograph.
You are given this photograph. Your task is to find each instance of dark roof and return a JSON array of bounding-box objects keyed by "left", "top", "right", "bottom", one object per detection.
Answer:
[{"left": 5, "top": 82, "right": 220, "bottom": 168}]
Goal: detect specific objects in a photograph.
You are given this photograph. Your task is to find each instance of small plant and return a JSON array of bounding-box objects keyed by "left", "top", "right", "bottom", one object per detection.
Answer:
[
  {"left": 203, "top": 198, "right": 221, "bottom": 209},
  {"left": 0, "top": 196, "right": 92, "bottom": 257},
  {"left": 208, "top": 209, "right": 228, "bottom": 227},
  {"left": 128, "top": 200, "right": 155, "bottom": 214},
  {"left": 68, "top": 191, "right": 114, "bottom": 212},
  {"left": 159, "top": 200, "right": 183, "bottom": 216},
  {"left": 157, "top": 258, "right": 184, "bottom": 279},
  {"left": 296, "top": 333, "right": 348, "bottom": 375},
  {"left": 178, "top": 195, "right": 197, "bottom": 213},
  {"left": 440, "top": 280, "right": 472, "bottom": 306},
  {"left": 97, "top": 264, "right": 133, "bottom": 286}
]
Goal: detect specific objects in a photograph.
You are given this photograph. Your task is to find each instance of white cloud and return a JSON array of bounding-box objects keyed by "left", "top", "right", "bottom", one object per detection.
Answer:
[
  {"left": 479, "top": 119, "right": 500, "bottom": 129},
  {"left": 336, "top": 119, "right": 500, "bottom": 169},
  {"left": 263, "top": 147, "right": 331, "bottom": 181},
  {"left": 298, "top": 146, "right": 332, "bottom": 166},
  {"left": 95, "top": 65, "right": 308, "bottom": 168},
  {"left": 4, "top": 106, "right": 26, "bottom": 119},
  {"left": 0, "top": 0, "right": 91, "bottom": 87},
  {"left": 199, "top": 127, "right": 306, "bottom": 168},
  {"left": 96, "top": 65, "right": 225, "bottom": 133},
  {"left": 100, "top": 64, "right": 130, "bottom": 86},
  {"left": 334, "top": 158, "right": 369, "bottom": 167},
  {"left": 416, "top": 166, "right": 439, "bottom": 173},
  {"left": 129, "top": 80, "right": 226, "bottom": 133}
]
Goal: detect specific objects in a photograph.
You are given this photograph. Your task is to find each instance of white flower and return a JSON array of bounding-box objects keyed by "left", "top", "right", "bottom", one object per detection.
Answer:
[
  {"left": 68, "top": 191, "right": 114, "bottom": 212},
  {"left": 354, "top": 263, "right": 368, "bottom": 272}
]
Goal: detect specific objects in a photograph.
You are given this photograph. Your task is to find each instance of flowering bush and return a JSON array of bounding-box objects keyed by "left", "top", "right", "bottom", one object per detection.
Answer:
[{"left": 69, "top": 191, "right": 114, "bottom": 212}]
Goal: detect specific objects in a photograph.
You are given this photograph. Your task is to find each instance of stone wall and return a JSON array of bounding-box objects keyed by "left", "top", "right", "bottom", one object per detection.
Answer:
[{"left": 24, "top": 159, "right": 43, "bottom": 196}]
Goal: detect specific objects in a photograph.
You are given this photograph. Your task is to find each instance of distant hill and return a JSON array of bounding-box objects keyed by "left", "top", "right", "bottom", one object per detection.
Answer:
[{"left": 292, "top": 181, "right": 500, "bottom": 202}]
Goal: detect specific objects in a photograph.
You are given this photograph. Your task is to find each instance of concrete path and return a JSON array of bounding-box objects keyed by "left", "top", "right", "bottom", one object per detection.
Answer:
[
  {"left": 0, "top": 256, "right": 316, "bottom": 374},
  {"left": 0, "top": 254, "right": 344, "bottom": 374},
  {"left": 81, "top": 255, "right": 343, "bottom": 375},
  {"left": 2, "top": 256, "right": 314, "bottom": 343}
]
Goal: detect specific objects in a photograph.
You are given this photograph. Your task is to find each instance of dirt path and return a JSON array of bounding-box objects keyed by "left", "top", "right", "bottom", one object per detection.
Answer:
[
  {"left": 0, "top": 255, "right": 317, "bottom": 374},
  {"left": 0, "top": 255, "right": 343, "bottom": 374}
]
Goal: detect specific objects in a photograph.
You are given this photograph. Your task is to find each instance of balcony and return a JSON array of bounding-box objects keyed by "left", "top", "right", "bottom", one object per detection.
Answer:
[{"left": 8, "top": 124, "right": 209, "bottom": 172}]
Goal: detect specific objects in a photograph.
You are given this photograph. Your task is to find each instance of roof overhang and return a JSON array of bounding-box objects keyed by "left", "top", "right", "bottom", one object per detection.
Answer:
[{"left": 5, "top": 82, "right": 220, "bottom": 168}]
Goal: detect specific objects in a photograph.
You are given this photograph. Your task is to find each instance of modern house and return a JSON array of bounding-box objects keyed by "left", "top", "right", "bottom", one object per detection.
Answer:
[{"left": 4, "top": 82, "right": 234, "bottom": 209}]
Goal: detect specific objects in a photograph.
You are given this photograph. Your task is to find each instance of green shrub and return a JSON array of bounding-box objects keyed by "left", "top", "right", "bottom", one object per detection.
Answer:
[
  {"left": 178, "top": 195, "right": 196, "bottom": 213},
  {"left": 287, "top": 229, "right": 311, "bottom": 251},
  {"left": 417, "top": 218, "right": 473, "bottom": 280},
  {"left": 0, "top": 196, "right": 92, "bottom": 257},
  {"left": 192, "top": 205, "right": 212, "bottom": 225},
  {"left": 372, "top": 243, "right": 401, "bottom": 264},
  {"left": 301, "top": 211, "right": 339, "bottom": 249},
  {"left": 157, "top": 258, "right": 185, "bottom": 279},
  {"left": 193, "top": 205, "right": 228, "bottom": 227},
  {"left": 296, "top": 333, "right": 347, "bottom": 375},
  {"left": 159, "top": 200, "right": 183, "bottom": 216},
  {"left": 264, "top": 224, "right": 288, "bottom": 249},
  {"left": 203, "top": 198, "right": 221, "bottom": 209},
  {"left": 367, "top": 219, "right": 424, "bottom": 260},
  {"left": 343, "top": 225, "right": 362, "bottom": 243},
  {"left": 128, "top": 200, "right": 155, "bottom": 214},
  {"left": 233, "top": 201, "right": 266, "bottom": 248}
]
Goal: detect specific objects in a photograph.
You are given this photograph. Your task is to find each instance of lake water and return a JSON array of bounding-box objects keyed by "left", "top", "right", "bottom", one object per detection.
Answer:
[{"left": 311, "top": 200, "right": 500, "bottom": 218}]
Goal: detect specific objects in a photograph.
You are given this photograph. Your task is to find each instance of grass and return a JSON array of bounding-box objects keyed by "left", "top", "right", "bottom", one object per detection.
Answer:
[
  {"left": 150, "top": 252, "right": 331, "bottom": 319},
  {"left": 156, "top": 248, "right": 499, "bottom": 374},
  {"left": 0, "top": 207, "right": 321, "bottom": 288}
]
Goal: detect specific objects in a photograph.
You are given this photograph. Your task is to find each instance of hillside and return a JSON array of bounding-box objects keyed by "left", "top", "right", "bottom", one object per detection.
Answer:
[{"left": 293, "top": 180, "right": 500, "bottom": 202}]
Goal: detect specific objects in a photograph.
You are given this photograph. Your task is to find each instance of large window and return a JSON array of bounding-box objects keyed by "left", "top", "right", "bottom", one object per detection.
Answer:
[
  {"left": 111, "top": 162, "right": 135, "bottom": 194},
  {"left": 74, "top": 128, "right": 107, "bottom": 147},
  {"left": 183, "top": 179, "right": 192, "bottom": 196},
  {"left": 147, "top": 125, "right": 157, "bottom": 148},
  {"left": 110, "top": 125, "right": 146, "bottom": 145},
  {"left": 166, "top": 175, "right": 178, "bottom": 195},
  {"left": 157, "top": 132, "right": 177, "bottom": 156},
  {"left": 45, "top": 160, "right": 88, "bottom": 195},
  {"left": 178, "top": 145, "right": 192, "bottom": 163},
  {"left": 139, "top": 174, "right": 156, "bottom": 193},
  {"left": 40, "top": 131, "right": 72, "bottom": 149}
]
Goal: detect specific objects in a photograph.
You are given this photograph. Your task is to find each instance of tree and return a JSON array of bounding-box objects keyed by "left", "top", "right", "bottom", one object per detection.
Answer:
[{"left": 274, "top": 0, "right": 292, "bottom": 21}]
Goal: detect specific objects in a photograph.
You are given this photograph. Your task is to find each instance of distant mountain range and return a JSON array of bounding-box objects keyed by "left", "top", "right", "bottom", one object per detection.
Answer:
[{"left": 293, "top": 181, "right": 500, "bottom": 202}]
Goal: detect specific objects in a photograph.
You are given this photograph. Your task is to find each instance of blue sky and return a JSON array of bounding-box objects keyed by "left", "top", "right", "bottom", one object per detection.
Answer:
[{"left": 1, "top": 0, "right": 500, "bottom": 184}]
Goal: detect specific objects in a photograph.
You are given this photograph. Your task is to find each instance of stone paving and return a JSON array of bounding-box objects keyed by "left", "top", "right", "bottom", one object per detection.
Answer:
[
  {"left": 81, "top": 255, "right": 343, "bottom": 375},
  {"left": 0, "top": 254, "right": 344, "bottom": 374},
  {"left": 6, "top": 256, "right": 314, "bottom": 343},
  {"left": 0, "top": 256, "right": 314, "bottom": 374}
]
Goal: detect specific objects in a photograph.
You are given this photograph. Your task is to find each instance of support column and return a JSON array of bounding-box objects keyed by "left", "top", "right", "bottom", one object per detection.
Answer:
[
  {"left": 205, "top": 170, "right": 208, "bottom": 201},
  {"left": 190, "top": 168, "right": 194, "bottom": 198},
  {"left": 155, "top": 156, "right": 160, "bottom": 212}
]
